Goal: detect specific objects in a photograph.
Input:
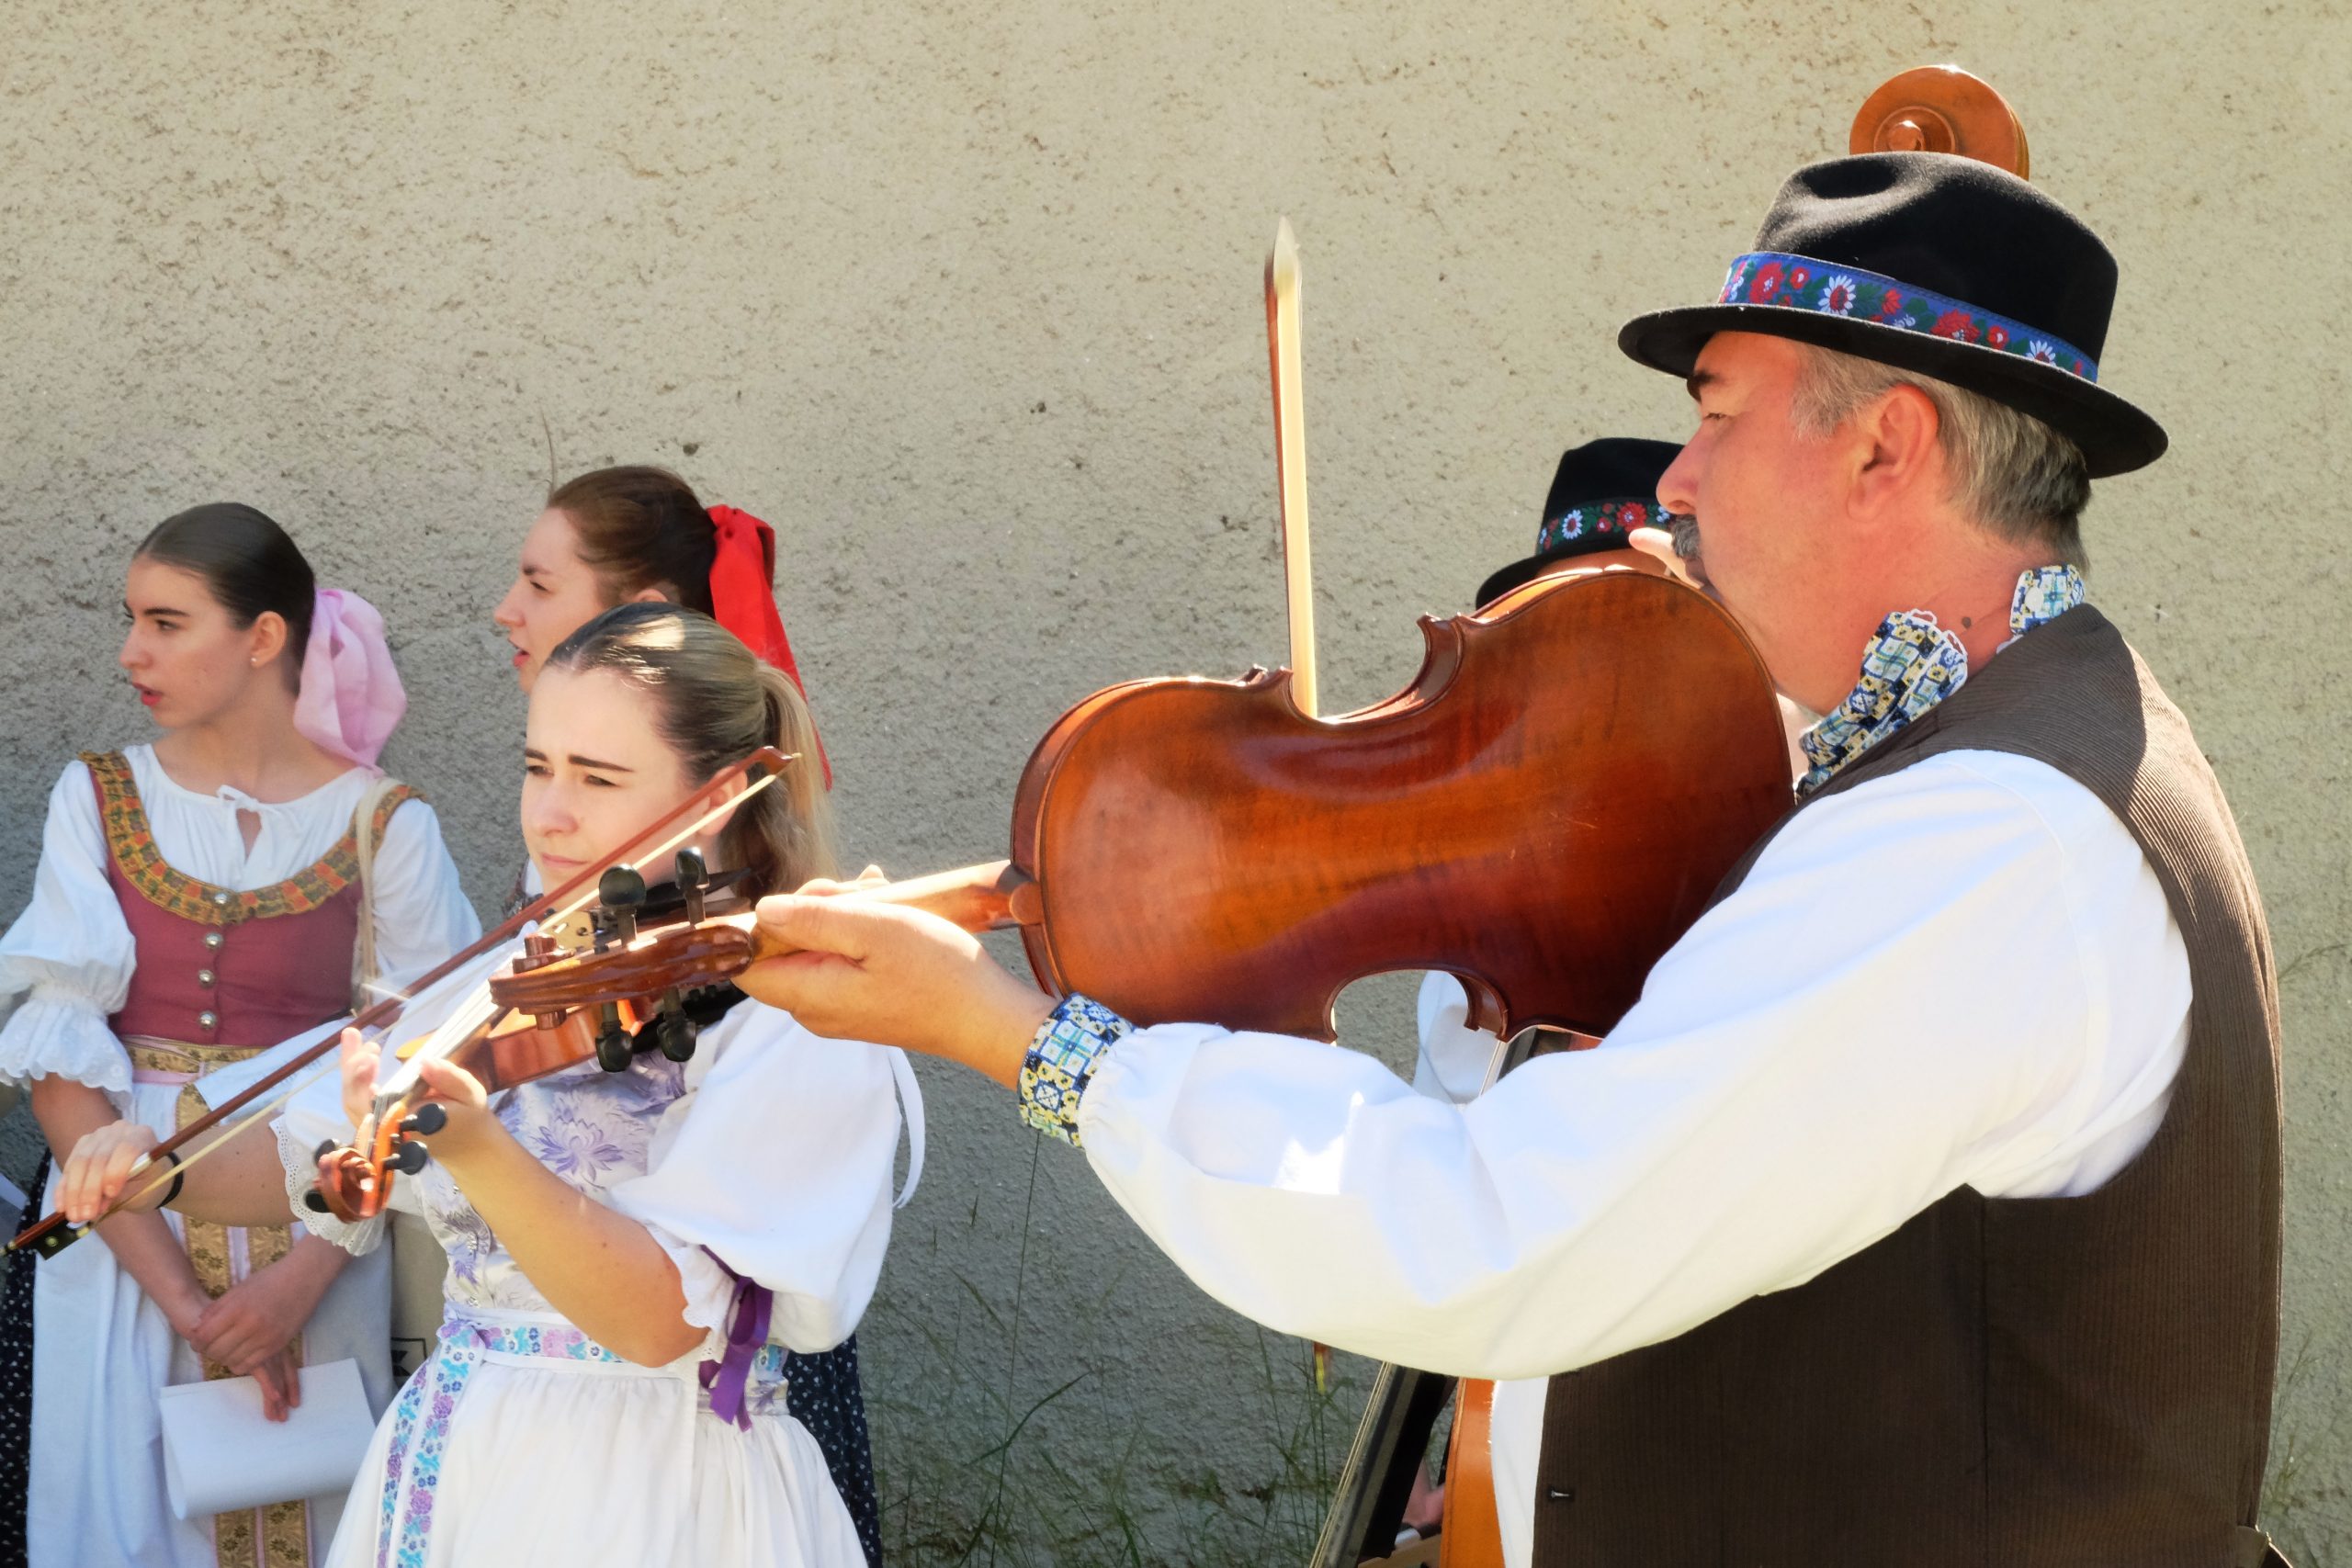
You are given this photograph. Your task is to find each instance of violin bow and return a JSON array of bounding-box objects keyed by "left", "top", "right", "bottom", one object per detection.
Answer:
[
  {"left": 1266, "top": 216, "right": 1321, "bottom": 719},
  {"left": 1266, "top": 214, "right": 1340, "bottom": 1393},
  {"left": 9, "top": 748, "right": 795, "bottom": 1258}
]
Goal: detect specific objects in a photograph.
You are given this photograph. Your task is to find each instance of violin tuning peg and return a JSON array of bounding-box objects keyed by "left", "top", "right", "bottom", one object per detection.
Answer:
[
  {"left": 301, "top": 1190, "right": 331, "bottom": 1214},
  {"left": 401, "top": 1104, "right": 447, "bottom": 1137},
  {"left": 675, "top": 848, "right": 709, "bottom": 924},
  {"left": 599, "top": 864, "right": 647, "bottom": 944},
  {"left": 655, "top": 1009, "right": 698, "bottom": 1064},
  {"left": 595, "top": 1004, "right": 634, "bottom": 1073},
  {"left": 312, "top": 1139, "right": 340, "bottom": 1166},
  {"left": 390, "top": 1140, "right": 431, "bottom": 1177}
]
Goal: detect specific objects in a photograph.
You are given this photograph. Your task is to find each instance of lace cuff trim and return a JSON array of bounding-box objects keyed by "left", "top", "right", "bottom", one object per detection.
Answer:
[
  {"left": 650, "top": 1223, "right": 741, "bottom": 1361},
  {"left": 276, "top": 1119, "right": 386, "bottom": 1257},
  {"left": 0, "top": 988, "right": 129, "bottom": 1094}
]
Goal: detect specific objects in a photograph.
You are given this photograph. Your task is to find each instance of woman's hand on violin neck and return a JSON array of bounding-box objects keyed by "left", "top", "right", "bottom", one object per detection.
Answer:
[
  {"left": 743, "top": 892, "right": 1055, "bottom": 1088},
  {"left": 405, "top": 1055, "right": 500, "bottom": 1170},
  {"left": 337, "top": 1027, "right": 379, "bottom": 1130}
]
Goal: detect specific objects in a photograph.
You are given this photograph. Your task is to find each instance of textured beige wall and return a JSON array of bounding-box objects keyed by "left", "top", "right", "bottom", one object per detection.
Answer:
[{"left": 2, "top": 0, "right": 2345, "bottom": 1560}]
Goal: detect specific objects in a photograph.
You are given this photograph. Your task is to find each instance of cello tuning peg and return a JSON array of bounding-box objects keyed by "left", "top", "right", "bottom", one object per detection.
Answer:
[
  {"left": 674, "top": 848, "right": 709, "bottom": 924},
  {"left": 390, "top": 1140, "right": 431, "bottom": 1177},
  {"left": 401, "top": 1104, "right": 447, "bottom": 1137},
  {"left": 599, "top": 864, "right": 648, "bottom": 944}
]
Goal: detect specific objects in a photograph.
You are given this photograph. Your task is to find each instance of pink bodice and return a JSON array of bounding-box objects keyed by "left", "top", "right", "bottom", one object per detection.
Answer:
[{"left": 82, "top": 750, "right": 412, "bottom": 1049}]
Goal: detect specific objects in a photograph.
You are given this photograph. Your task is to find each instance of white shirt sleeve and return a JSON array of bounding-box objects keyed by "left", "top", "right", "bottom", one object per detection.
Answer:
[
  {"left": 0, "top": 762, "right": 136, "bottom": 1094},
  {"left": 363, "top": 798, "right": 481, "bottom": 998},
  {"left": 1069, "top": 751, "right": 2188, "bottom": 1381},
  {"left": 604, "top": 1007, "right": 906, "bottom": 1356},
  {"left": 1413, "top": 972, "right": 1502, "bottom": 1105}
]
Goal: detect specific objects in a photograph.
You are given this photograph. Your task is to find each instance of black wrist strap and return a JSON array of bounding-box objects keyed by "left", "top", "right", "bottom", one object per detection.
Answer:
[{"left": 157, "top": 1149, "right": 185, "bottom": 1208}]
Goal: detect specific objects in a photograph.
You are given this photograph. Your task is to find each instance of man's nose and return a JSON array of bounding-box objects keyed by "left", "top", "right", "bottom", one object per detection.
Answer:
[{"left": 1656, "top": 445, "right": 1700, "bottom": 518}]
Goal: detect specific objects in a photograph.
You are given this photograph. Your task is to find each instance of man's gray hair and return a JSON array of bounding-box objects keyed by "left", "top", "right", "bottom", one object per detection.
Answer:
[{"left": 1788, "top": 344, "right": 2092, "bottom": 567}]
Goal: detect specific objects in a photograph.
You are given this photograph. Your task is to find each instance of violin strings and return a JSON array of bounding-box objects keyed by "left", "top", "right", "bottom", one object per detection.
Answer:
[{"left": 75, "top": 767, "right": 788, "bottom": 1236}]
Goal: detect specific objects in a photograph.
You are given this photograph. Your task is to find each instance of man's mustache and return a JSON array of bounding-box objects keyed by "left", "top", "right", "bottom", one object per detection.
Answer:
[{"left": 1668, "top": 513, "right": 1709, "bottom": 589}]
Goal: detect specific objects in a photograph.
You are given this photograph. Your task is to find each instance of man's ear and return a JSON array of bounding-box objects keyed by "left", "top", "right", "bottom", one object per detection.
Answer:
[{"left": 1850, "top": 382, "right": 1943, "bottom": 521}]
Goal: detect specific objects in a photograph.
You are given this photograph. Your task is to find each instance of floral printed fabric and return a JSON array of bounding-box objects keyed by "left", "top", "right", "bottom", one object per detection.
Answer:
[
  {"left": 1017, "top": 994, "right": 1133, "bottom": 1146},
  {"left": 1716, "top": 253, "right": 2101, "bottom": 383},
  {"left": 415, "top": 1049, "right": 689, "bottom": 1305},
  {"left": 1798, "top": 565, "right": 2086, "bottom": 795},
  {"left": 1535, "top": 498, "right": 1674, "bottom": 555}
]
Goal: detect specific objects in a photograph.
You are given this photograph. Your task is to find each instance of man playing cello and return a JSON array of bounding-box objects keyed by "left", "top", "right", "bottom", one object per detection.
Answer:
[{"left": 741, "top": 152, "right": 2284, "bottom": 1566}]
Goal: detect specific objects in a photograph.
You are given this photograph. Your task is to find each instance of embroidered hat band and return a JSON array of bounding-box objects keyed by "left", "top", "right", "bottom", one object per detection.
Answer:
[
  {"left": 1719, "top": 252, "right": 2099, "bottom": 384},
  {"left": 1535, "top": 498, "right": 1674, "bottom": 556}
]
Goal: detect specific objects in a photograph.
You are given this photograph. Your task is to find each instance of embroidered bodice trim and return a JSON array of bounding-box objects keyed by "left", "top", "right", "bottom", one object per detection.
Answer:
[
  {"left": 1795, "top": 565, "right": 2086, "bottom": 796},
  {"left": 81, "top": 750, "right": 420, "bottom": 926}
]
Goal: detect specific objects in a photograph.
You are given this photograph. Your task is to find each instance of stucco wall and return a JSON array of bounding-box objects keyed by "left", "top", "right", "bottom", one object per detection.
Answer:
[{"left": 2, "top": 1, "right": 2345, "bottom": 1561}]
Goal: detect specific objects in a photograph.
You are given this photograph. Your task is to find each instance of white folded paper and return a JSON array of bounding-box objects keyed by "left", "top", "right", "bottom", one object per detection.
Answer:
[{"left": 159, "top": 1358, "right": 377, "bottom": 1518}]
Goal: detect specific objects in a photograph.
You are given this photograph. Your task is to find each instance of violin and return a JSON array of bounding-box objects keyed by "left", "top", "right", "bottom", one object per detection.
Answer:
[
  {"left": 307, "top": 852, "right": 750, "bottom": 1224},
  {"left": 9, "top": 749, "right": 798, "bottom": 1257}
]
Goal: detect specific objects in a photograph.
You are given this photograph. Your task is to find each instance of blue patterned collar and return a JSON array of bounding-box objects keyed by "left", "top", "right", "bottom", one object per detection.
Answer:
[{"left": 1795, "top": 565, "right": 2085, "bottom": 796}]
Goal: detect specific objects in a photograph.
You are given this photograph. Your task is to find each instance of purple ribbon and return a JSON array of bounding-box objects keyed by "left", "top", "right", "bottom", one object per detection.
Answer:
[{"left": 696, "top": 1248, "right": 775, "bottom": 1430}]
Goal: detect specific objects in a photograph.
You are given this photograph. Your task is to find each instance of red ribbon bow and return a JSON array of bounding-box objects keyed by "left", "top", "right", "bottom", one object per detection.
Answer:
[{"left": 706, "top": 505, "right": 831, "bottom": 789}]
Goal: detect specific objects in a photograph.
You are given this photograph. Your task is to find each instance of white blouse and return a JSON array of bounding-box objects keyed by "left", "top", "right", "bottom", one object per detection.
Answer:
[
  {"left": 276, "top": 944, "right": 914, "bottom": 1361},
  {"left": 0, "top": 746, "right": 481, "bottom": 1096}
]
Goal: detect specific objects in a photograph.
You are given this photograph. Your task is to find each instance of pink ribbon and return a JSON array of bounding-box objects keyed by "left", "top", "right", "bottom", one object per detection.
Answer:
[{"left": 293, "top": 589, "right": 406, "bottom": 767}]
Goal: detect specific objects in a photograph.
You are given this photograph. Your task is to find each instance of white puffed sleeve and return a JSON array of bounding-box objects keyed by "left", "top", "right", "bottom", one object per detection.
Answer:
[
  {"left": 0, "top": 761, "right": 136, "bottom": 1094},
  {"left": 605, "top": 1007, "right": 906, "bottom": 1357},
  {"left": 363, "top": 797, "right": 481, "bottom": 998}
]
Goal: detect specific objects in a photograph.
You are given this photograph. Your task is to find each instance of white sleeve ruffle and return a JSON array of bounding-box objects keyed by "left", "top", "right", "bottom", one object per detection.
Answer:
[
  {"left": 0, "top": 762, "right": 134, "bottom": 1091},
  {"left": 275, "top": 1117, "right": 387, "bottom": 1257},
  {"left": 605, "top": 1009, "right": 904, "bottom": 1357}
]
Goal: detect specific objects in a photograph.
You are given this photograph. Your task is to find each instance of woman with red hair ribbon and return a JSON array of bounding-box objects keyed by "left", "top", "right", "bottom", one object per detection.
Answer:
[{"left": 490, "top": 466, "right": 884, "bottom": 1567}]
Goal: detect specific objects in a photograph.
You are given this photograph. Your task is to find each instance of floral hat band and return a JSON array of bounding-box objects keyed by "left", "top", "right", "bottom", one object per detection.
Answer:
[
  {"left": 1536, "top": 497, "right": 1674, "bottom": 555},
  {"left": 1719, "top": 252, "right": 2100, "bottom": 384}
]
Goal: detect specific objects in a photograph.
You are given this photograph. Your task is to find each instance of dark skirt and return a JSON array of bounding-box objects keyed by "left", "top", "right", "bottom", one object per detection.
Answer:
[
  {"left": 788, "top": 1335, "right": 880, "bottom": 1568},
  {"left": 0, "top": 1155, "right": 42, "bottom": 1568}
]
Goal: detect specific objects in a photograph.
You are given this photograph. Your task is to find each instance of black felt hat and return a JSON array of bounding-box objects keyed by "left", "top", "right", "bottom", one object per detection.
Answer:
[
  {"left": 1618, "top": 153, "right": 2165, "bottom": 478},
  {"left": 1476, "top": 438, "right": 1683, "bottom": 608}
]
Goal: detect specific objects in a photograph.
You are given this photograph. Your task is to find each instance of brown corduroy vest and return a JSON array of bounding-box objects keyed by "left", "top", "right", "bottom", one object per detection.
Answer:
[{"left": 1532, "top": 604, "right": 2283, "bottom": 1568}]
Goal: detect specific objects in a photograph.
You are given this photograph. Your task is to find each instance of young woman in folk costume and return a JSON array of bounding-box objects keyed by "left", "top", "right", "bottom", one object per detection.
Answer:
[
  {"left": 0, "top": 504, "right": 479, "bottom": 1568},
  {"left": 60, "top": 603, "right": 912, "bottom": 1568},
  {"left": 491, "top": 465, "right": 888, "bottom": 1567}
]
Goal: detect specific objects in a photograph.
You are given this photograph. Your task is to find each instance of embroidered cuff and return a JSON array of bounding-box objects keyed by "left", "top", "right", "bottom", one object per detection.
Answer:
[{"left": 1017, "top": 995, "right": 1132, "bottom": 1147}]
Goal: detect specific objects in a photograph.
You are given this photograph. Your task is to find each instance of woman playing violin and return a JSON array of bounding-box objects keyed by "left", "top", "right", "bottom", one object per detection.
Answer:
[
  {"left": 488, "top": 465, "right": 876, "bottom": 1563},
  {"left": 0, "top": 504, "right": 477, "bottom": 1568},
  {"left": 60, "top": 604, "right": 911, "bottom": 1568}
]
